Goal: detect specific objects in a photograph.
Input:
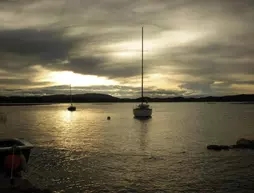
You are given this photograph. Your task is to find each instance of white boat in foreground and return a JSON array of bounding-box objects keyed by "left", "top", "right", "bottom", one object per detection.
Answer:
[
  {"left": 133, "top": 27, "right": 152, "bottom": 118},
  {"left": 133, "top": 103, "right": 152, "bottom": 118}
]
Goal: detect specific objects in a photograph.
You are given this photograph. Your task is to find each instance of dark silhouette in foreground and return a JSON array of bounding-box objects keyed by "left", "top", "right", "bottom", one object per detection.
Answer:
[
  {"left": 0, "top": 178, "right": 52, "bottom": 193},
  {"left": 207, "top": 138, "right": 254, "bottom": 151},
  {"left": 4, "top": 146, "right": 27, "bottom": 184},
  {"left": 0, "top": 93, "right": 254, "bottom": 105},
  {"left": 0, "top": 140, "right": 51, "bottom": 192}
]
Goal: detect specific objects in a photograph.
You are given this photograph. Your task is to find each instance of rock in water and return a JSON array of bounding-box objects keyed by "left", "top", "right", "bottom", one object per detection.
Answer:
[
  {"left": 207, "top": 138, "right": 254, "bottom": 151},
  {"left": 207, "top": 145, "right": 230, "bottom": 151},
  {"left": 236, "top": 138, "right": 254, "bottom": 145}
]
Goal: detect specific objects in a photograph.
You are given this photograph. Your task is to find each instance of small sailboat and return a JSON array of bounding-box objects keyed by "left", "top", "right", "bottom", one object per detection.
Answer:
[
  {"left": 133, "top": 27, "right": 152, "bottom": 118},
  {"left": 67, "top": 84, "right": 76, "bottom": 111}
]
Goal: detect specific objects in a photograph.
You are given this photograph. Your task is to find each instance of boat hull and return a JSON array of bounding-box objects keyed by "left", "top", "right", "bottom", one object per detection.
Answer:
[
  {"left": 0, "top": 138, "right": 33, "bottom": 173},
  {"left": 133, "top": 108, "right": 152, "bottom": 118},
  {"left": 67, "top": 106, "right": 76, "bottom": 111}
]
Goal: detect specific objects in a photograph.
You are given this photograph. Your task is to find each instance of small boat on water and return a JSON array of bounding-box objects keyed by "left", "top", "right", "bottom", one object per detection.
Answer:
[
  {"left": 0, "top": 138, "right": 33, "bottom": 173},
  {"left": 67, "top": 105, "right": 76, "bottom": 111},
  {"left": 67, "top": 84, "right": 76, "bottom": 112}
]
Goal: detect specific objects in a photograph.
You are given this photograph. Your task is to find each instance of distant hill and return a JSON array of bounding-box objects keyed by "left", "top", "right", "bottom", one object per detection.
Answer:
[
  {"left": 0, "top": 93, "right": 254, "bottom": 105},
  {"left": 74, "top": 93, "right": 119, "bottom": 102}
]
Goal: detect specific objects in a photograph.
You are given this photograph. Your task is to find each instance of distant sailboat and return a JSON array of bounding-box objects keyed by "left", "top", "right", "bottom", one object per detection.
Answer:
[
  {"left": 133, "top": 27, "right": 152, "bottom": 118},
  {"left": 67, "top": 84, "right": 76, "bottom": 111}
]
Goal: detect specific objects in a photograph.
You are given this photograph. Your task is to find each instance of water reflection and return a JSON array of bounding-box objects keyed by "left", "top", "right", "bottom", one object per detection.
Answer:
[
  {"left": 62, "top": 110, "right": 74, "bottom": 123},
  {"left": 134, "top": 116, "right": 152, "bottom": 121},
  {"left": 2, "top": 103, "right": 254, "bottom": 192},
  {"left": 136, "top": 119, "right": 151, "bottom": 152},
  {"left": 32, "top": 107, "right": 103, "bottom": 151}
]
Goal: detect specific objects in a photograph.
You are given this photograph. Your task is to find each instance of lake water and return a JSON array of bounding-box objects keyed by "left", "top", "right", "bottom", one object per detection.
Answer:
[{"left": 0, "top": 103, "right": 254, "bottom": 193}]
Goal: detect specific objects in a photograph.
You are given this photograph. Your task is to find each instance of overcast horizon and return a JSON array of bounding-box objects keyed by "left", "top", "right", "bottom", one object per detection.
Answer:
[{"left": 1, "top": 0, "right": 254, "bottom": 97}]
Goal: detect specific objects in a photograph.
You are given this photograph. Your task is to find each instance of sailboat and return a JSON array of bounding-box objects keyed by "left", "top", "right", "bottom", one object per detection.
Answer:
[
  {"left": 67, "top": 84, "right": 76, "bottom": 111},
  {"left": 133, "top": 27, "right": 152, "bottom": 118}
]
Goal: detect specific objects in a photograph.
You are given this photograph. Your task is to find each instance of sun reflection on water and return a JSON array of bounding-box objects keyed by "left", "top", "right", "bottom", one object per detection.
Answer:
[{"left": 46, "top": 108, "right": 103, "bottom": 151}]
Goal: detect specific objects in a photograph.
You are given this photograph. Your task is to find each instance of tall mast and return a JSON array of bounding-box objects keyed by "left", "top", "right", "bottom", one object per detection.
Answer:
[
  {"left": 70, "top": 84, "right": 72, "bottom": 105},
  {"left": 141, "top": 26, "right": 144, "bottom": 104}
]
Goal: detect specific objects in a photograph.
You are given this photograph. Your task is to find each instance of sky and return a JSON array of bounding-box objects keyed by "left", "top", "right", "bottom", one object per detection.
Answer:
[{"left": 0, "top": 0, "right": 254, "bottom": 97}]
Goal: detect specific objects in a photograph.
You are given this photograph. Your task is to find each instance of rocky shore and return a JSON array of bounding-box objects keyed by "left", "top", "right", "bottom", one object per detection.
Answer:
[{"left": 207, "top": 138, "right": 254, "bottom": 151}]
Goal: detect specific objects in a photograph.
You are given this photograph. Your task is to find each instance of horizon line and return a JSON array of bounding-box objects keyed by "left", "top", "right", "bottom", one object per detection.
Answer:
[{"left": 0, "top": 93, "right": 254, "bottom": 99}]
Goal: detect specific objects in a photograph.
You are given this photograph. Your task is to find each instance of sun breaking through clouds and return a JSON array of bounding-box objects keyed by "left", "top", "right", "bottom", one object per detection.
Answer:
[
  {"left": 0, "top": 0, "right": 254, "bottom": 97},
  {"left": 47, "top": 71, "right": 118, "bottom": 87}
]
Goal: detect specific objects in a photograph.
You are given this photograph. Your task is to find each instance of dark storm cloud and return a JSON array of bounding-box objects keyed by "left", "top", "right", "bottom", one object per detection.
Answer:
[
  {"left": 0, "top": 28, "right": 81, "bottom": 68},
  {"left": 46, "top": 58, "right": 140, "bottom": 78},
  {"left": 0, "top": 29, "right": 74, "bottom": 60},
  {"left": 168, "top": 38, "right": 254, "bottom": 76},
  {"left": 180, "top": 79, "right": 254, "bottom": 96},
  {"left": 0, "top": 27, "right": 140, "bottom": 79},
  {"left": 0, "top": 0, "right": 254, "bottom": 96},
  {"left": 0, "top": 77, "right": 51, "bottom": 88},
  {"left": 0, "top": 78, "right": 32, "bottom": 86}
]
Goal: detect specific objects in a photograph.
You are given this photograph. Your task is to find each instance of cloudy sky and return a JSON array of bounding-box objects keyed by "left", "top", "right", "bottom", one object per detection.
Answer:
[{"left": 0, "top": 0, "right": 253, "bottom": 97}]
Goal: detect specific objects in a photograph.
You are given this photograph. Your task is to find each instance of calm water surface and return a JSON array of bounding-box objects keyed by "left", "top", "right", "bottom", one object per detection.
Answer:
[{"left": 0, "top": 103, "right": 254, "bottom": 193}]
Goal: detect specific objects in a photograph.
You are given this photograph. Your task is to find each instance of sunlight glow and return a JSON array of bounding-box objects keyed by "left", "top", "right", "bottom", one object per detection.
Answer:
[
  {"left": 106, "top": 30, "right": 206, "bottom": 58},
  {"left": 213, "top": 81, "right": 224, "bottom": 85},
  {"left": 160, "top": 30, "right": 202, "bottom": 45},
  {"left": 107, "top": 40, "right": 155, "bottom": 58},
  {"left": 146, "top": 74, "right": 179, "bottom": 90},
  {"left": 47, "top": 71, "right": 118, "bottom": 86},
  {"left": 116, "top": 73, "right": 178, "bottom": 90},
  {"left": 114, "top": 41, "right": 154, "bottom": 51},
  {"left": 231, "top": 84, "right": 254, "bottom": 94},
  {"left": 113, "top": 51, "right": 140, "bottom": 58},
  {"left": 46, "top": 109, "right": 101, "bottom": 150}
]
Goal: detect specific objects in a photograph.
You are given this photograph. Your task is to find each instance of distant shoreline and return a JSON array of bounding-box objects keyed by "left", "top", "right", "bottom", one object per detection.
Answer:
[
  {"left": 0, "top": 103, "right": 55, "bottom": 106},
  {"left": 0, "top": 93, "right": 254, "bottom": 106},
  {"left": 0, "top": 101, "right": 254, "bottom": 107}
]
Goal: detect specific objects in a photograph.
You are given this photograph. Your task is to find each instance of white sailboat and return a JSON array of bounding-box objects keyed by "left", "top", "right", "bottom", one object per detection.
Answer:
[
  {"left": 67, "top": 84, "right": 76, "bottom": 111},
  {"left": 133, "top": 27, "right": 152, "bottom": 118}
]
